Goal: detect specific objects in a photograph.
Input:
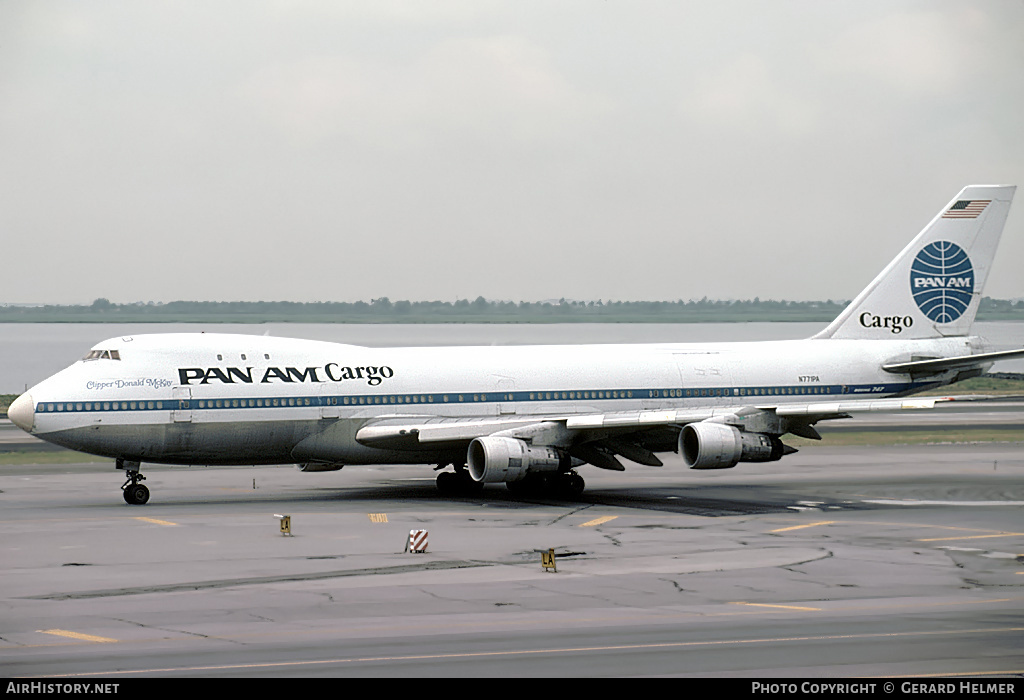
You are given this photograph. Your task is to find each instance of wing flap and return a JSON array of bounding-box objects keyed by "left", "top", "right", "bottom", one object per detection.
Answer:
[
  {"left": 774, "top": 397, "right": 941, "bottom": 417},
  {"left": 356, "top": 417, "right": 546, "bottom": 448},
  {"left": 566, "top": 409, "right": 717, "bottom": 430}
]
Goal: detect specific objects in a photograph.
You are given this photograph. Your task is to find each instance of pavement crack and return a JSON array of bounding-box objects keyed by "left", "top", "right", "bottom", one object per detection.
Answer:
[
  {"left": 547, "top": 504, "right": 594, "bottom": 525},
  {"left": 663, "top": 579, "right": 689, "bottom": 594},
  {"left": 110, "top": 617, "right": 214, "bottom": 641},
  {"left": 22, "top": 560, "right": 493, "bottom": 600},
  {"left": 782, "top": 550, "right": 834, "bottom": 572}
]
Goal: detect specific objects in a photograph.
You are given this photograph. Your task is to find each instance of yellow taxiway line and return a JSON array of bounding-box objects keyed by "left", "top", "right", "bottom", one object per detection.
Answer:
[
  {"left": 770, "top": 521, "right": 835, "bottom": 533},
  {"left": 729, "top": 602, "right": 822, "bottom": 611},
  {"left": 579, "top": 515, "right": 619, "bottom": 527},
  {"left": 38, "top": 629, "right": 117, "bottom": 643}
]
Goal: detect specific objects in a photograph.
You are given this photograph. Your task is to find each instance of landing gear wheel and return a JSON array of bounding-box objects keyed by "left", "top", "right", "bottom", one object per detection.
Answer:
[
  {"left": 436, "top": 471, "right": 459, "bottom": 494},
  {"left": 123, "top": 483, "right": 150, "bottom": 505},
  {"left": 559, "top": 472, "right": 586, "bottom": 498},
  {"left": 436, "top": 469, "right": 484, "bottom": 496},
  {"left": 505, "top": 479, "right": 528, "bottom": 497},
  {"left": 118, "top": 459, "right": 149, "bottom": 505},
  {"left": 507, "top": 472, "right": 586, "bottom": 499},
  {"left": 506, "top": 473, "right": 549, "bottom": 498}
]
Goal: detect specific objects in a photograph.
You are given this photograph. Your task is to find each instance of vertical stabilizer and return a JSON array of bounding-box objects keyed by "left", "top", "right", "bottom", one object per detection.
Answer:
[{"left": 814, "top": 185, "right": 1016, "bottom": 340}]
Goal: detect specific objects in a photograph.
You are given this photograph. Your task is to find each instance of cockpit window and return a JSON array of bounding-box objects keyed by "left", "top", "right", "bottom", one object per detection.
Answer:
[{"left": 83, "top": 349, "right": 121, "bottom": 360}]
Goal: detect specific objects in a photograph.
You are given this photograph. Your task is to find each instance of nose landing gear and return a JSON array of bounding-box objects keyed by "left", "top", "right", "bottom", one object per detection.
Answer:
[{"left": 117, "top": 459, "right": 150, "bottom": 505}]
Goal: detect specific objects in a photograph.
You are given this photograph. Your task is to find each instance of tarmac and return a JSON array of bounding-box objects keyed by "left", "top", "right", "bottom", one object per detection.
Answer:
[{"left": 1, "top": 435, "right": 1022, "bottom": 677}]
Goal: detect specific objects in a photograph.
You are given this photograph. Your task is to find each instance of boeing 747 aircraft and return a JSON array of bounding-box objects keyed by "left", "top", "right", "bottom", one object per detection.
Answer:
[{"left": 8, "top": 185, "right": 1023, "bottom": 504}]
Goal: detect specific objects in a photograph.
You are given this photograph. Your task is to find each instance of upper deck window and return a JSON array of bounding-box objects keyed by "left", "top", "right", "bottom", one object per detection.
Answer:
[{"left": 83, "top": 349, "right": 121, "bottom": 361}]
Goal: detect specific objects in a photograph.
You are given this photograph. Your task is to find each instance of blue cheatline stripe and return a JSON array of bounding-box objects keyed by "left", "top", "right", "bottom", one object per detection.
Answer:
[{"left": 36, "top": 382, "right": 932, "bottom": 415}]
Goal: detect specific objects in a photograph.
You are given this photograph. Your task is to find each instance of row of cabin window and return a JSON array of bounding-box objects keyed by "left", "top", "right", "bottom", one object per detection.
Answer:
[
  {"left": 531, "top": 390, "right": 634, "bottom": 400},
  {"left": 41, "top": 385, "right": 841, "bottom": 415},
  {"left": 739, "top": 386, "right": 832, "bottom": 396},
  {"left": 138, "top": 394, "right": 497, "bottom": 408},
  {"left": 658, "top": 387, "right": 832, "bottom": 398},
  {"left": 196, "top": 398, "right": 311, "bottom": 408},
  {"left": 43, "top": 401, "right": 161, "bottom": 412},
  {"left": 338, "top": 395, "right": 485, "bottom": 404}
]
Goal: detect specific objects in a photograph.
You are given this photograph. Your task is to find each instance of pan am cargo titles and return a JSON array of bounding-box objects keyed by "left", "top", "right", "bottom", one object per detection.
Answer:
[{"left": 178, "top": 363, "right": 395, "bottom": 387}]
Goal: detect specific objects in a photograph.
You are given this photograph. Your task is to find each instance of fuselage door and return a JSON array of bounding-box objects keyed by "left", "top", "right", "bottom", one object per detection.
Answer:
[
  {"left": 320, "top": 384, "right": 340, "bottom": 419},
  {"left": 171, "top": 387, "right": 192, "bottom": 422},
  {"left": 674, "top": 352, "right": 734, "bottom": 405},
  {"left": 641, "top": 353, "right": 677, "bottom": 408},
  {"left": 495, "top": 377, "right": 516, "bottom": 415}
]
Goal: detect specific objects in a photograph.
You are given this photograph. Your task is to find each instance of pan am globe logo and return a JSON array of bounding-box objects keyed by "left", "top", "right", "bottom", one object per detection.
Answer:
[{"left": 909, "top": 241, "right": 974, "bottom": 323}]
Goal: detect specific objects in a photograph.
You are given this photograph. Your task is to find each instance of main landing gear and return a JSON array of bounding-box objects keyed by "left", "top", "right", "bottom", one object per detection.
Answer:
[
  {"left": 506, "top": 470, "right": 585, "bottom": 499},
  {"left": 117, "top": 458, "right": 150, "bottom": 505},
  {"left": 434, "top": 463, "right": 586, "bottom": 499},
  {"left": 435, "top": 462, "right": 484, "bottom": 496}
]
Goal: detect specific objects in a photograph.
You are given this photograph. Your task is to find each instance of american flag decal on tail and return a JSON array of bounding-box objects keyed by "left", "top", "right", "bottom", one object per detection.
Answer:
[{"left": 941, "top": 200, "right": 990, "bottom": 219}]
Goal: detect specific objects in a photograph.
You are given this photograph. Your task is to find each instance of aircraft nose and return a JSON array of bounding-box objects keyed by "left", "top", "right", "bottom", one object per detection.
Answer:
[{"left": 8, "top": 392, "right": 35, "bottom": 433}]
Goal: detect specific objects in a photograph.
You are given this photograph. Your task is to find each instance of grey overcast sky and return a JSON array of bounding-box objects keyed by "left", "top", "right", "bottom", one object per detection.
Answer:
[{"left": 2, "top": 1, "right": 1023, "bottom": 305}]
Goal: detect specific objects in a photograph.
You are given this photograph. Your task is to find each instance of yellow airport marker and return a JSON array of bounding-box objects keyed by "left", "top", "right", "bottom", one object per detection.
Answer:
[
  {"left": 368, "top": 513, "right": 388, "bottom": 523},
  {"left": 38, "top": 629, "right": 117, "bottom": 643},
  {"left": 729, "top": 602, "right": 822, "bottom": 612},
  {"left": 770, "top": 521, "right": 835, "bottom": 533},
  {"left": 580, "top": 515, "right": 618, "bottom": 527},
  {"left": 917, "top": 532, "right": 1024, "bottom": 542},
  {"left": 541, "top": 548, "right": 557, "bottom": 572},
  {"left": 274, "top": 514, "right": 292, "bottom": 536},
  {"left": 133, "top": 517, "right": 177, "bottom": 526}
]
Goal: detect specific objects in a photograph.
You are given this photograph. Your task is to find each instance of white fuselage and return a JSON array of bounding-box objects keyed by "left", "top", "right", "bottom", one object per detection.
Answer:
[{"left": 21, "top": 332, "right": 977, "bottom": 466}]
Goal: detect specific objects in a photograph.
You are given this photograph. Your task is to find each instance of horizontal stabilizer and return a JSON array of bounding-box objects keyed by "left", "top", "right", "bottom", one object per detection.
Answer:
[{"left": 882, "top": 348, "right": 1024, "bottom": 375}]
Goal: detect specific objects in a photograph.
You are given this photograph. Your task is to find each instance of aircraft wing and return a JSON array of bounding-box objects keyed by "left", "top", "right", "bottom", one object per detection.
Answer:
[
  {"left": 568, "top": 396, "right": 946, "bottom": 426},
  {"left": 353, "top": 396, "right": 950, "bottom": 461}
]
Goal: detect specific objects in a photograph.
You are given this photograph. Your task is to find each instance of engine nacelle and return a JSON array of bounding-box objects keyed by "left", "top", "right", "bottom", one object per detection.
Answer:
[
  {"left": 679, "top": 422, "right": 783, "bottom": 470},
  {"left": 467, "top": 436, "right": 567, "bottom": 483},
  {"left": 297, "top": 462, "right": 345, "bottom": 472}
]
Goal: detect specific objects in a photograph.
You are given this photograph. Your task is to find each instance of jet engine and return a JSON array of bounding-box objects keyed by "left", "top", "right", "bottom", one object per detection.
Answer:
[
  {"left": 467, "top": 436, "right": 567, "bottom": 483},
  {"left": 679, "top": 422, "right": 784, "bottom": 469}
]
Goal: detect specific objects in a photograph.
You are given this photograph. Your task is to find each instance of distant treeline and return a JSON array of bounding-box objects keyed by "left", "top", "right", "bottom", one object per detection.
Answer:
[{"left": 1, "top": 296, "right": 1023, "bottom": 323}]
